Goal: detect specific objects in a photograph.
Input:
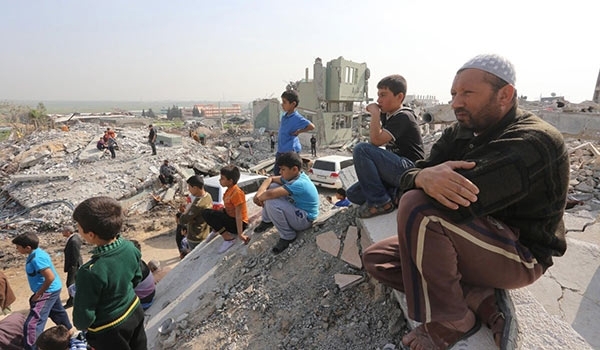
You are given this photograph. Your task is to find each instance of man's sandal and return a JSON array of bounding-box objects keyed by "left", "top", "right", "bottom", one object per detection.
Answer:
[
  {"left": 357, "top": 201, "right": 395, "bottom": 218},
  {"left": 405, "top": 318, "right": 482, "bottom": 350},
  {"left": 476, "top": 289, "right": 514, "bottom": 349}
]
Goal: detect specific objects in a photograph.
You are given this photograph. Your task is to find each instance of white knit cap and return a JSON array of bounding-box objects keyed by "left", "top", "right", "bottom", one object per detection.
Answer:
[{"left": 458, "top": 54, "right": 516, "bottom": 86}]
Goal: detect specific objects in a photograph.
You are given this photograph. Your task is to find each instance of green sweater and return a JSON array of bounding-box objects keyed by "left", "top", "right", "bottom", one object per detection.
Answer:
[
  {"left": 400, "top": 106, "right": 569, "bottom": 269},
  {"left": 73, "top": 237, "right": 142, "bottom": 333}
]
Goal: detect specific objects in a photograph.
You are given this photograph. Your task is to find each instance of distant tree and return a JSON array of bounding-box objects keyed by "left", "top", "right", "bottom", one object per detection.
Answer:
[
  {"left": 192, "top": 106, "right": 200, "bottom": 117},
  {"left": 28, "top": 102, "right": 49, "bottom": 130},
  {"left": 147, "top": 108, "right": 156, "bottom": 119},
  {"left": 167, "top": 105, "right": 183, "bottom": 120},
  {"left": 142, "top": 109, "right": 146, "bottom": 117},
  {"left": 0, "top": 102, "right": 29, "bottom": 123}
]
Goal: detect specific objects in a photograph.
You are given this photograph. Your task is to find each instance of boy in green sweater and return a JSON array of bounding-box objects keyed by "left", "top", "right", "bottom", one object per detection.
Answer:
[{"left": 72, "top": 196, "right": 147, "bottom": 350}]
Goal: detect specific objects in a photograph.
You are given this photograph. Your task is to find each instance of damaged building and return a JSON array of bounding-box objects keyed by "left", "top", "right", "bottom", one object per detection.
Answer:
[{"left": 253, "top": 56, "right": 369, "bottom": 147}]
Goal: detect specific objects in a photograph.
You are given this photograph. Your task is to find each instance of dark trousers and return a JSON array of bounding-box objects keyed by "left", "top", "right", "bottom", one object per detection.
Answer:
[
  {"left": 108, "top": 146, "right": 116, "bottom": 158},
  {"left": 159, "top": 174, "right": 174, "bottom": 185},
  {"left": 202, "top": 209, "right": 247, "bottom": 235},
  {"left": 86, "top": 303, "right": 147, "bottom": 350},
  {"left": 65, "top": 266, "right": 78, "bottom": 304},
  {"left": 149, "top": 141, "right": 156, "bottom": 155}
]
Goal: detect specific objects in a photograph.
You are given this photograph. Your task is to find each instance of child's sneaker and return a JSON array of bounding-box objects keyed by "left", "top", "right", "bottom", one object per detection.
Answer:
[
  {"left": 218, "top": 239, "right": 235, "bottom": 253},
  {"left": 253, "top": 221, "right": 274, "bottom": 233},
  {"left": 205, "top": 230, "right": 218, "bottom": 243}
]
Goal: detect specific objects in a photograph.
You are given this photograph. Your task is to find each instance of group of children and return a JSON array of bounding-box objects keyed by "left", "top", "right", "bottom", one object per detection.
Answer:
[
  {"left": 96, "top": 127, "right": 118, "bottom": 159},
  {"left": 8, "top": 196, "right": 147, "bottom": 350},
  {"left": 4, "top": 89, "right": 335, "bottom": 349},
  {"left": 176, "top": 165, "right": 251, "bottom": 255}
]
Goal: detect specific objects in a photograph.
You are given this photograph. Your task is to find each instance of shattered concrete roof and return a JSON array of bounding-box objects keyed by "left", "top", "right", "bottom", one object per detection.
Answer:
[{"left": 0, "top": 119, "right": 272, "bottom": 231}]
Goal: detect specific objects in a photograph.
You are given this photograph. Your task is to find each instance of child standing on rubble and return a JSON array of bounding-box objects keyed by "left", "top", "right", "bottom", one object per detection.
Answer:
[
  {"left": 202, "top": 165, "right": 250, "bottom": 253},
  {"left": 72, "top": 196, "right": 147, "bottom": 350},
  {"left": 273, "top": 90, "right": 315, "bottom": 175},
  {"left": 12, "top": 232, "right": 73, "bottom": 350}
]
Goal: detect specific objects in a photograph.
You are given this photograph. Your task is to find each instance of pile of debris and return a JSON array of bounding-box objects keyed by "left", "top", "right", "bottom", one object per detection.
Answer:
[{"left": 0, "top": 119, "right": 278, "bottom": 233}]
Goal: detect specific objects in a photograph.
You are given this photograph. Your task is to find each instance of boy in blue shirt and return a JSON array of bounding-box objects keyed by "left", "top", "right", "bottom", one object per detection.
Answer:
[
  {"left": 253, "top": 152, "right": 319, "bottom": 254},
  {"left": 330, "top": 188, "right": 351, "bottom": 208},
  {"left": 12, "top": 232, "right": 73, "bottom": 350},
  {"left": 274, "top": 90, "right": 315, "bottom": 175}
]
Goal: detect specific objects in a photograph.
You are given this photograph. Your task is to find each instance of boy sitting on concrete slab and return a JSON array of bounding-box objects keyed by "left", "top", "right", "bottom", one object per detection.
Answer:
[
  {"left": 253, "top": 152, "right": 320, "bottom": 254},
  {"left": 202, "top": 165, "right": 251, "bottom": 253}
]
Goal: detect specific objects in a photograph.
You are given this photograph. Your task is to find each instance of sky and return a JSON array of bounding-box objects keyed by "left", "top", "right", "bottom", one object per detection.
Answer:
[{"left": 0, "top": 0, "right": 598, "bottom": 104}]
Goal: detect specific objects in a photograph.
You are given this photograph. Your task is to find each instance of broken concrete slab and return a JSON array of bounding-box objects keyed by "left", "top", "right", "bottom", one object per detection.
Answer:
[
  {"left": 341, "top": 226, "right": 362, "bottom": 269},
  {"left": 526, "top": 237, "right": 600, "bottom": 348},
  {"left": 316, "top": 231, "right": 340, "bottom": 257},
  {"left": 513, "top": 288, "right": 592, "bottom": 349},
  {"left": 334, "top": 273, "right": 363, "bottom": 291},
  {"left": 19, "top": 149, "right": 51, "bottom": 168},
  {"left": 564, "top": 211, "right": 597, "bottom": 232},
  {"left": 359, "top": 225, "right": 373, "bottom": 252},
  {"left": 570, "top": 222, "right": 600, "bottom": 246},
  {"left": 156, "top": 133, "right": 183, "bottom": 147},
  {"left": 10, "top": 173, "right": 70, "bottom": 184},
  {"left": 312, "top": 209, "right": 343, "bottom": 226},
  {"left": 356, "top": 208, "right": 397, "bottom": 245},
  {"left": 248, "top": 158, "right": 275, "bottom": 173}
]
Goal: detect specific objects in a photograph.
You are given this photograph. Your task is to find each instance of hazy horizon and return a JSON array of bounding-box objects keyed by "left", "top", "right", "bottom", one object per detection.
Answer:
[{"left": 1, "top": 1, "right": 598, "bottom": 105}]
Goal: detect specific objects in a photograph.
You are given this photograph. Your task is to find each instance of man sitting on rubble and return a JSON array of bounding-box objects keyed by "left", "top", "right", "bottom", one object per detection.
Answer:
[
  {"left": 362, "top": 54, "right": 569, "bottom": 349},
  {"left": 159, "top": 159, "right": 176, "bottom": 186}
]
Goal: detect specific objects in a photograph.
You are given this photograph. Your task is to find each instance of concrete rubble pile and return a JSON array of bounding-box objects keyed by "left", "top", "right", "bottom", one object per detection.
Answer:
[
  {"left": 1, "top": 115, "right": 600, "bottom": 235},
  {"left": 0, "top": 119, "right": 277, "bottom": 233}
]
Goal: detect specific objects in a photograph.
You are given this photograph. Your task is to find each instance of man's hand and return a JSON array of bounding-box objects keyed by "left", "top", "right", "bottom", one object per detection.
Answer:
[
  {"left": 253, "top": 195, "right": 264, "bottom": 207},
  {"left": 414, "top": 161, "right": 479, "bottom": 210}
]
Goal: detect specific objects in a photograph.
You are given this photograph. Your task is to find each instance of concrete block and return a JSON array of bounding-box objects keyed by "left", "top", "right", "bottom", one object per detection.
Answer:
[
  {"left": 564, "top": 211, "right": 596, "bottom": 232},
  {"left": 341, "top": 226, "right": 362, "bottom": 269},
  {"left": 357, "top": 208, "right": 397, "bottom": 244},
  {"left": 316, "top": 231, "right": 340, "bottom": 257},
  {"left": 156, "top": 133, "right": 182, "bottom": 147},
  {"left": 334, "top": 273, "right": 363, "bottom": 291}
]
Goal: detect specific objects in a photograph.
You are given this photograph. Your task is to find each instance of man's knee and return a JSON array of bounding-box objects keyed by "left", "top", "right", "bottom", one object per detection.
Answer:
[
  {"left": 362, "top": 244, "right": 379, "bottom": 273},
  {"left": 398, "top": 189, "right": 430, "bottom": 213},
  {"left": 352, "top": 142, "right": 373, "bottom": 158}
]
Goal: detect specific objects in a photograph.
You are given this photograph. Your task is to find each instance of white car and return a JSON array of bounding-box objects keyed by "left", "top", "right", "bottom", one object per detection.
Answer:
[
  {"left": 308, "top": 155, "right": 354, "bottom": 189},
  {"left": 203, "top": 173, "right": 267, "bottom": 210}
]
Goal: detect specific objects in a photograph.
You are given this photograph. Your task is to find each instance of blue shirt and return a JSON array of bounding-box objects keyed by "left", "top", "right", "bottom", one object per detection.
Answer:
[
  {"left": 26, "top": 248, "right": 62, "bottom": 293},
  {"left": 282, "top": 172, "right": 320, "bottom": 220},
  {"left": 278, "top": 110, "right": 311, "bottom": 153},
  {"left": 334, "top": 198, "right": 351, "bottom": 207}
]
